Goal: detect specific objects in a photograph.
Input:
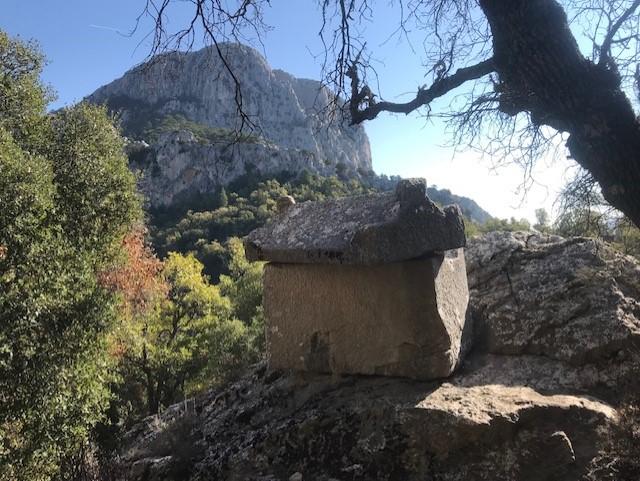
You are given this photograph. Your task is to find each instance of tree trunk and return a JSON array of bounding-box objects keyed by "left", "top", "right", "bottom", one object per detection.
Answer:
[
  {"left": 479, "top": 0, "right": 640, "bottom": 227},
  {"left": 142, "top": 344, "right": 159, "bottom": 415}
]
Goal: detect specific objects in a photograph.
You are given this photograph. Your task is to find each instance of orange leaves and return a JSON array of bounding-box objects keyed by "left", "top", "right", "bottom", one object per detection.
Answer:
[{"left": 99, "top": 226, "right": 167, "bottom": 315}]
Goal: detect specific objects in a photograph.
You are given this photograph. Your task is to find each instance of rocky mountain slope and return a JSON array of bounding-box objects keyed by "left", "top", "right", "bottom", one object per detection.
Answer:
[
  {"left": 427, "top": 186, "right": 492, "bottom": 224},
  {"left": 113, "top": 232, "right": 640, "bottom": 481},
  {"left": 87, "top": 43, "right": 371, "bottom": 207}
]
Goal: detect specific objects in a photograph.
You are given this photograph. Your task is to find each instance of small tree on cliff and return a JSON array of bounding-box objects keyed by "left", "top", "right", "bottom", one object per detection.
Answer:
[
  {"left": 139, "top": 0, "right": 640, "bottom": 227},
  {"left": 217, "top": 186, "right": 229, "bottom": 208}
]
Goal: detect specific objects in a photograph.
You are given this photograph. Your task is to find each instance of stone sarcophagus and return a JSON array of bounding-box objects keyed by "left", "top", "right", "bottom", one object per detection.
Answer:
[{"left": 245, "top": 179, "right": 469, "bottom": 380}]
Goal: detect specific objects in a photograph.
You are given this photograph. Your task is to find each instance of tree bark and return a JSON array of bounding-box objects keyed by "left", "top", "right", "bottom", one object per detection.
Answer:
[{"left": 479, "top": 0, "right": 640, "bottom": 227}]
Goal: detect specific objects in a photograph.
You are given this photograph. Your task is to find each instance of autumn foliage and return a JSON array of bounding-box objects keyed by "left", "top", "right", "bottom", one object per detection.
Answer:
[{"left": 99, "top": 227, "right": 167, "bottom": 315}]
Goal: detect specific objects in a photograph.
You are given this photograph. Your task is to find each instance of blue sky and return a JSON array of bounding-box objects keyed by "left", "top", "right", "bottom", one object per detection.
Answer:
[{"left": 2, "top": 1, "right": 577, "bottom": 221}]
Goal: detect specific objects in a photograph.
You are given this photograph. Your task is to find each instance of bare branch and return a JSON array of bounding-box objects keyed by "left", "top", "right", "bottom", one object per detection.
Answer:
[
  {"left": 347, "top": 57, "right": 495, "bottom": 123},
  {"left": 636, "top": 63, "right": 640, "bottom": 100},
  {"left": 135, "top": 0, "right": 271, "bottom": 135},
  {"left": 599, "top": 0, "right": 640, "bottom": 66}
]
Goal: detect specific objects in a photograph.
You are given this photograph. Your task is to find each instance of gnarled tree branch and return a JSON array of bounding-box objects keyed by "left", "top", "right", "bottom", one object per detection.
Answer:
[{"left": 347, "top": 57, "right": 495, "bottom": 124}]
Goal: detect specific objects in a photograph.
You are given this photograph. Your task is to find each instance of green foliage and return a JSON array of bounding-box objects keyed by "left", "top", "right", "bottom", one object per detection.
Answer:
[
  {"left": 0, "top": 31, "right": 51, "bottom": 148},
  {"left": 335, "top": 161, "right": 348, "bottom": 178},
  {"left": 615, "top": 218, "right": 640, "bottom": 260},
  {"left": 0, "top": 31, "right": 140, "bottom": 481},
  {"left": 219, "top": 238, "right": 265, "bottom": 355},
  {"left": 478, "top": 216, "right": 531, "bottom": 233},
  {"left": 148, "top": 253, "right": 237, "bottom": 411},
  {"left": 463, "top": 216, "right": 481, "bottom": 238},
  {"left": 553, "top": 207, "right": 608, "bottom": 238},
  {"left": 50, "top": 103, "right": 140, "bottom": 256},
  {"left": 109, "top": 248, "right": 263, "bottom": 425},
  {"left": 151, "top": 173, "right": 375, "bottom": 279},
  {"left": 140, "top": 113, "right": 264, "bottom": 145},
  {"left": 552, "top": 204, "right": 640, "bottom": 260},
  {"left": 216, "top": 186, "right": 228, "bottom": 208},
  {"left": 533, "top": 208, "right": 550, "bottom": 233},
  {"left": 553, "top": 171, "right": 640, "bottom": 258}
]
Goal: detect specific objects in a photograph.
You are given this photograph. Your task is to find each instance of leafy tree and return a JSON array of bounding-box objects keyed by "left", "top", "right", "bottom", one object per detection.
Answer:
[
  {"left": 0, "top": 31, "right": 140, "bottom": 481},
  {"left": 534, "top": 208, "right": 551, "bottom": 233},
  {"left": 0, "top": 33, "right": 50, "bottom": 147},
  {"left": 216, "top": 186, "right": 229, "bottom": 207},
  {"left": 106, "top": 246, "right": 260, "bottom": 421},
  {"left": 479, "top": 217, "right": 531, "bottom": 233},
  {"left": 554, "top": 168, "right": 611, "bottom": 238},
  {"left": 552, "top": 170, "right": 640, "bottom": 257},
  {"left": 219, "top": 237, "right": 265, "bottom": 355},
  {"left": 554, "top": 207, "right": 609, "bottom": 238},
  {"left": 141, "top": 0, "right": 640, "bottom": 227},
  {"left": 613, "top": 217, "right": 640, "bottom": 260},
  {"left": 463, "top": 216, "right": 481, "bottom": 238},
  {"left": 113, "top": 253, "right": 227, "bottom": 415}
]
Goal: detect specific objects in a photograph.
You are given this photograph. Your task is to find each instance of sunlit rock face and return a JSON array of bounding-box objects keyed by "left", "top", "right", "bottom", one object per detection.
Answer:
[
  {"left": 86, "top": 43, "right": 372, "bottom": 207},
  {"left": 122, "top": 130, "right": 338, "bottom": 207}
]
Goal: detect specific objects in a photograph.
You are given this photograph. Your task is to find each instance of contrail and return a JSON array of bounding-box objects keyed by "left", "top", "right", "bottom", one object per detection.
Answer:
[{"left": 89, "top": 24, "right": 122, "bottom": 33}]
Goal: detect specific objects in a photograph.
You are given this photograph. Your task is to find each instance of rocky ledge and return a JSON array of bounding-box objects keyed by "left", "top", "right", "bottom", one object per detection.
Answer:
[{"left": 114, "top": 232, "right": 640, "bottom": 481}]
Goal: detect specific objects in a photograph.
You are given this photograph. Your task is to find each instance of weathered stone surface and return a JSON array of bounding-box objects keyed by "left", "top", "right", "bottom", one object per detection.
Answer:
[
  {"left": 245, "top": 179, "right": 466, "bottom": 264},
  {"left": 88, "top": 44, "right": 372, "bottom": 172},
  {"left": 112, "top": 233, "right": 640, "bottom": 481},
  {"left": 127, "top": 130, "right": 337, "bottom": 207},
  {"left": 115, "top": 363, "right": 616, "bottom": 481},
  {"left": 466, "top": 232, "right": 640, "bottom": 373},
  {"left": 263, "top": 249, "right": 469, "bottom": 380}
]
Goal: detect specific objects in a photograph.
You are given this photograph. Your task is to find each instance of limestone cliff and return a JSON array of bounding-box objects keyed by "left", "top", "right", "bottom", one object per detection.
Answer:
[
  {"left": 112, "top": 232, "right": 640, "bottom": 481},
  {"left": 86, "top": 44, "right": 372, "bottom": 207}
]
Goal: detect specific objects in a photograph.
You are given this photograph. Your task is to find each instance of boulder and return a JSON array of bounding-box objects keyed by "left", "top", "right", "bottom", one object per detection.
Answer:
[{"left": 466, "top": 231, "right": 640, "bottom": 396}]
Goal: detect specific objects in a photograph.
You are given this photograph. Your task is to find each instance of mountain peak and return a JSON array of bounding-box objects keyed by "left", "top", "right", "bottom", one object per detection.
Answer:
[
  {"left": 87, "top": 43, "right": 371, "bottom": 168},
  {"left": 86, "top": 44, "right": 374, "bottom": 207}
]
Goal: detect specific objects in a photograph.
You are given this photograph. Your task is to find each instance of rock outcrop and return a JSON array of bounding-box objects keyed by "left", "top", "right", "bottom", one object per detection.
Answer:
[
  {"left": 87, "top": 44, "right": 372, "bottom": 207},
  {"left": 113, "top": 232, "right": 640, "bottom": 481},
  {"left": 466, "top": 231, "right": 640, "bottom": 396}
]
